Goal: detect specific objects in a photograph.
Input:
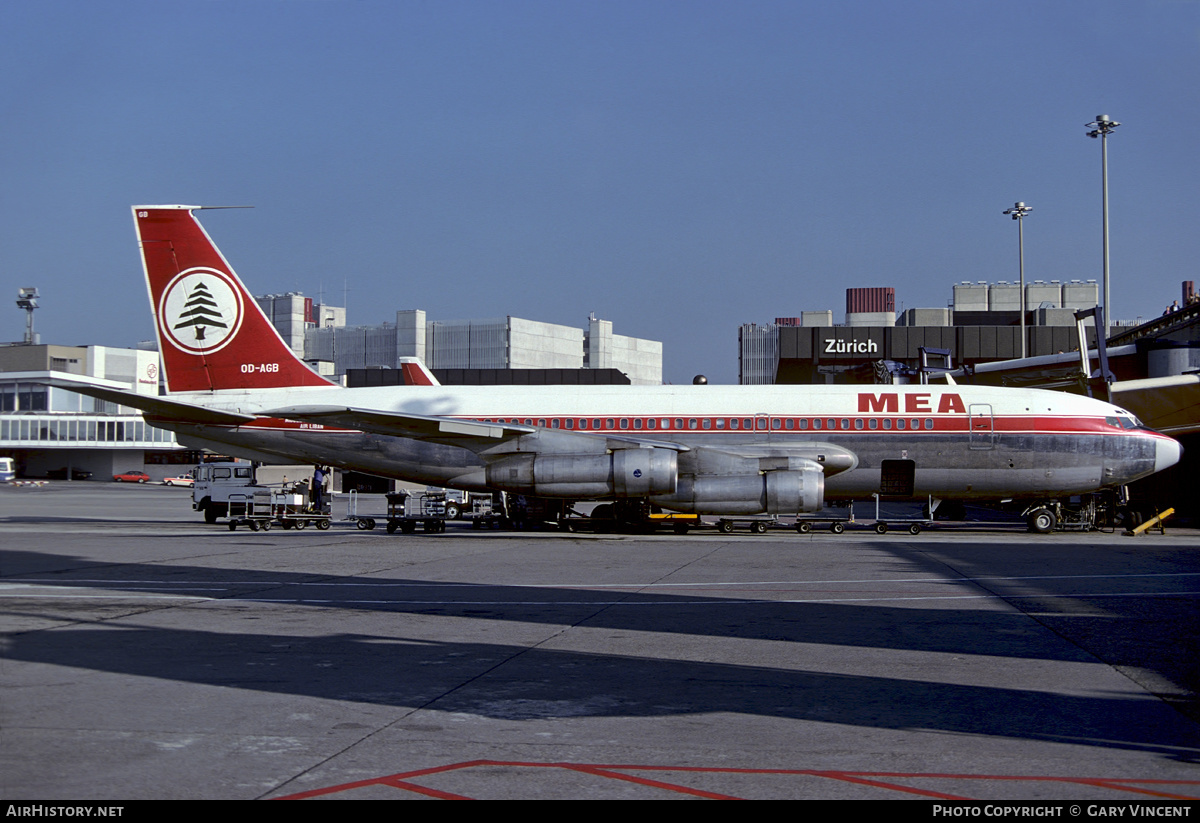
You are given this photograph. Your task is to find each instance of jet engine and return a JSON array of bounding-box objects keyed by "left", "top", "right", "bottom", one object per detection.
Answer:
[
  {"left": 651, "top": 462, "right": 825, "bottom": 515},
  {"left": 485, "top": 449, "right": 677, "bottom": 498}
]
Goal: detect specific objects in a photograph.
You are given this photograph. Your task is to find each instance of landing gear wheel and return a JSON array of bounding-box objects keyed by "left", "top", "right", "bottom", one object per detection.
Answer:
[
  {"left": 908, "top": 523, "right": 922, "bottom": 535},
  {"left": 718, "top": 520, "right": 734, "bottom": 534},
  {"left": 1028, "top": 508, "right": 1057, "bottom": 534},
  {"left": 750, "top": 521, "right": 767, "bottom": 534},
  {"left": 875, "top": 522, "right": 888, "bottom": 534},
  {"left": 830, "top": 521, "right": 845, "bottom": 534},
  {"left": 316, "top": 519, "right": 330, "bottom": 531},
  {"left": 795, "top": 521, "right": 811, "bottom": 534}
]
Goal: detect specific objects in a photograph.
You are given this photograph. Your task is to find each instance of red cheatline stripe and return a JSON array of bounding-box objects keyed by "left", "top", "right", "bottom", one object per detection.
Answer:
[{"left": 233, "top": 414, "right": 1145, "bottom": 436}]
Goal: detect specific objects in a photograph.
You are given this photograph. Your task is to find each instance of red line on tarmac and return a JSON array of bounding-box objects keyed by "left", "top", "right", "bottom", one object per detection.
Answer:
[
  {"left": 274, "top": 762, "right": 1200, "bottom": 800},
  {"left": 807, "top": 771, "right": 970, "bottom": 799},
  {"left": 562, "top": 764, "right": 739, "bottom": 799}
]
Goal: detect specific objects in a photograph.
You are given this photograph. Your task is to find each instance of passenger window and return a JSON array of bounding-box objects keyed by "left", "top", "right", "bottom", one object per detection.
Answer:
[
  {"left": 715, "top": 418, "right": 725, "bottom": 429},
  {"left": 771, "top": 418, "right": 782, "bottom": 430},
  {"left": 688, "top": 419, "right": 698, "bottom": 430},
  {"left": 606, "top": 419, "right": 615, "bottom": 429},
  {"left": 702, "top": 419, "right": 711, "bottom": 430},
  {"left": 730, "top": 418, "right": 739, "bottom": 430},
  {"left": 620, "top": 419, "right": 629, "bottom": 430},
  {"left": 840, "top": 419, "right": 849, "bottom": 429},
  {"left": 924, "top": 418, "right": 933, "bottom": 430},
  {"left": 634, "top": 418, "right": 643, "bottom": 430}
]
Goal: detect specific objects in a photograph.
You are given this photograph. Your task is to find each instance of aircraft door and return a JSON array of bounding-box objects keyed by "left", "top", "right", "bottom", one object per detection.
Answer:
[
  {"left": 969, "top": 404, "right": 994, "bottom": 450},
  {"left": 879, "top": 459, "right": 916, "bottom": 497}
]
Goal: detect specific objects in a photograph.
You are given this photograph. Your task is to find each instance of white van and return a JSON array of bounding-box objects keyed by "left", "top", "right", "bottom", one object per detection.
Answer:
[{"left": 192, "top": 462, "right": 262, "bottom": 523}]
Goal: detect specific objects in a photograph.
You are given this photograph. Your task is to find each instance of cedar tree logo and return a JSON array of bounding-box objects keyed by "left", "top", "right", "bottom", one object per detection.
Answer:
[{"left": 159, "top": 268, "right": 244, "bottom": 354}]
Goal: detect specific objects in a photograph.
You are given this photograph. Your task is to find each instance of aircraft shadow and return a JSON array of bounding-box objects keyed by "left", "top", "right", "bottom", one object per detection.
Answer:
[{"left": 2, "top": 546, "right": 1199, "bottom": 760}]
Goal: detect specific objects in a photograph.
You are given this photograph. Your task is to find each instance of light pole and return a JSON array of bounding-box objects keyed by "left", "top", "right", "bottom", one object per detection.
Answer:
[
  {"left": 1086, "top": 114, "right": 1120, "bottom": 336},
  {"left": 16, "top": 287, "right": 39, "bottom": 345},
  {"left": 1002, "top": 201, "right": 1032, "bottom": 358}
]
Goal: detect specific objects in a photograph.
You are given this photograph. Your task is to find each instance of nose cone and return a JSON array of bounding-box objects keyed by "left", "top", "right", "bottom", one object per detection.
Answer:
[{"left": 1155, "top": 435, "right": 1183, "bottom": 474}]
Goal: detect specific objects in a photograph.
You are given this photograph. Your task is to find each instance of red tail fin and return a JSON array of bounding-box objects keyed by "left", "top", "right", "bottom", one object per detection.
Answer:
[
  {"left": 399, "top": 357, "right": 440, "bottom": 386},
  {"left": 134, "top": 206, "right": 335, "bottom": 393}
]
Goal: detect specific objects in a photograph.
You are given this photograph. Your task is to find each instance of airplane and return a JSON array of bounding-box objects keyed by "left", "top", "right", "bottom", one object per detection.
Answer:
[{"left": 50, "top": 205, "right": 1182, "bottom": 532}]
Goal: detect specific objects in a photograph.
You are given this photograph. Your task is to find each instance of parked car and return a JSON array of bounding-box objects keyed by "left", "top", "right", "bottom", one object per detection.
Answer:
[
  {"left": 163, "top": 474, "right": 194, "bottom": 487},
  {"left": 113, "top": 470, "right": 151, "bottom": 483},
  {"left": 47, "top": 467, "right": 93, "bottom": 480}
]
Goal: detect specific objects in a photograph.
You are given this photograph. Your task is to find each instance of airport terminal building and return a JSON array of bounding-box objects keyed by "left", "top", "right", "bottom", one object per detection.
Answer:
[
  {"left": 256, "top": 292, "right": 664, "bottom": 386},
  {"left": 0, "top": 343, "right": 191, "bottom": 480},
  {"left": 740, "top": 281, "right": 1110, "bottom": 384}
]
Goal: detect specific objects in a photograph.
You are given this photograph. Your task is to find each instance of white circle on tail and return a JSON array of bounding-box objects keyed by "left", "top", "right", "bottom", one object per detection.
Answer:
[{"left": 159, "top": 268, "right": 244, "bottom": 354}]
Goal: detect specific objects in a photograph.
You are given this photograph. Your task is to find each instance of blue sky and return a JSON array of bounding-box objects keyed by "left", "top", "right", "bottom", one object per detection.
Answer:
[{"left": 2, "top": 1, "right": 1197, "bottom": 384}]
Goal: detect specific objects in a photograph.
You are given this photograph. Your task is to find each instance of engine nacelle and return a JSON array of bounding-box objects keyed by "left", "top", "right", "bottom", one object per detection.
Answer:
[
  {"left": 650, "top": 466, "right": 825, "bottom": 515},
  {"left": 486, "top": 449, "right": 677, "bottom": 498}
]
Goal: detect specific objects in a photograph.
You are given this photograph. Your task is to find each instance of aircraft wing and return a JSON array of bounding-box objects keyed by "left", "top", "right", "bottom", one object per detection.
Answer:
[
  {"left": 265, "top": 405, "right": 694, "bottom": 454},
  {"left": 41, "top": 373, "right": 257, "bottom": 426},
  {"left": 264, "top": 405, "right": 536, "bottom": 444}
]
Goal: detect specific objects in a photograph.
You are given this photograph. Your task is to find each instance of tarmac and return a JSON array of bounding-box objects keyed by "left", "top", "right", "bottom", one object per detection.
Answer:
[{"left": 1, "top": 482, "right": 1199, "bottom": 800}]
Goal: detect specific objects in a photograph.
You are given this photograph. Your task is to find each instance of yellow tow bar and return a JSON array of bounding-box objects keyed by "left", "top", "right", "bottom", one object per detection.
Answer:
[{"left": 1124, "top": 508, "right": 1174, "bottom": 536}]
